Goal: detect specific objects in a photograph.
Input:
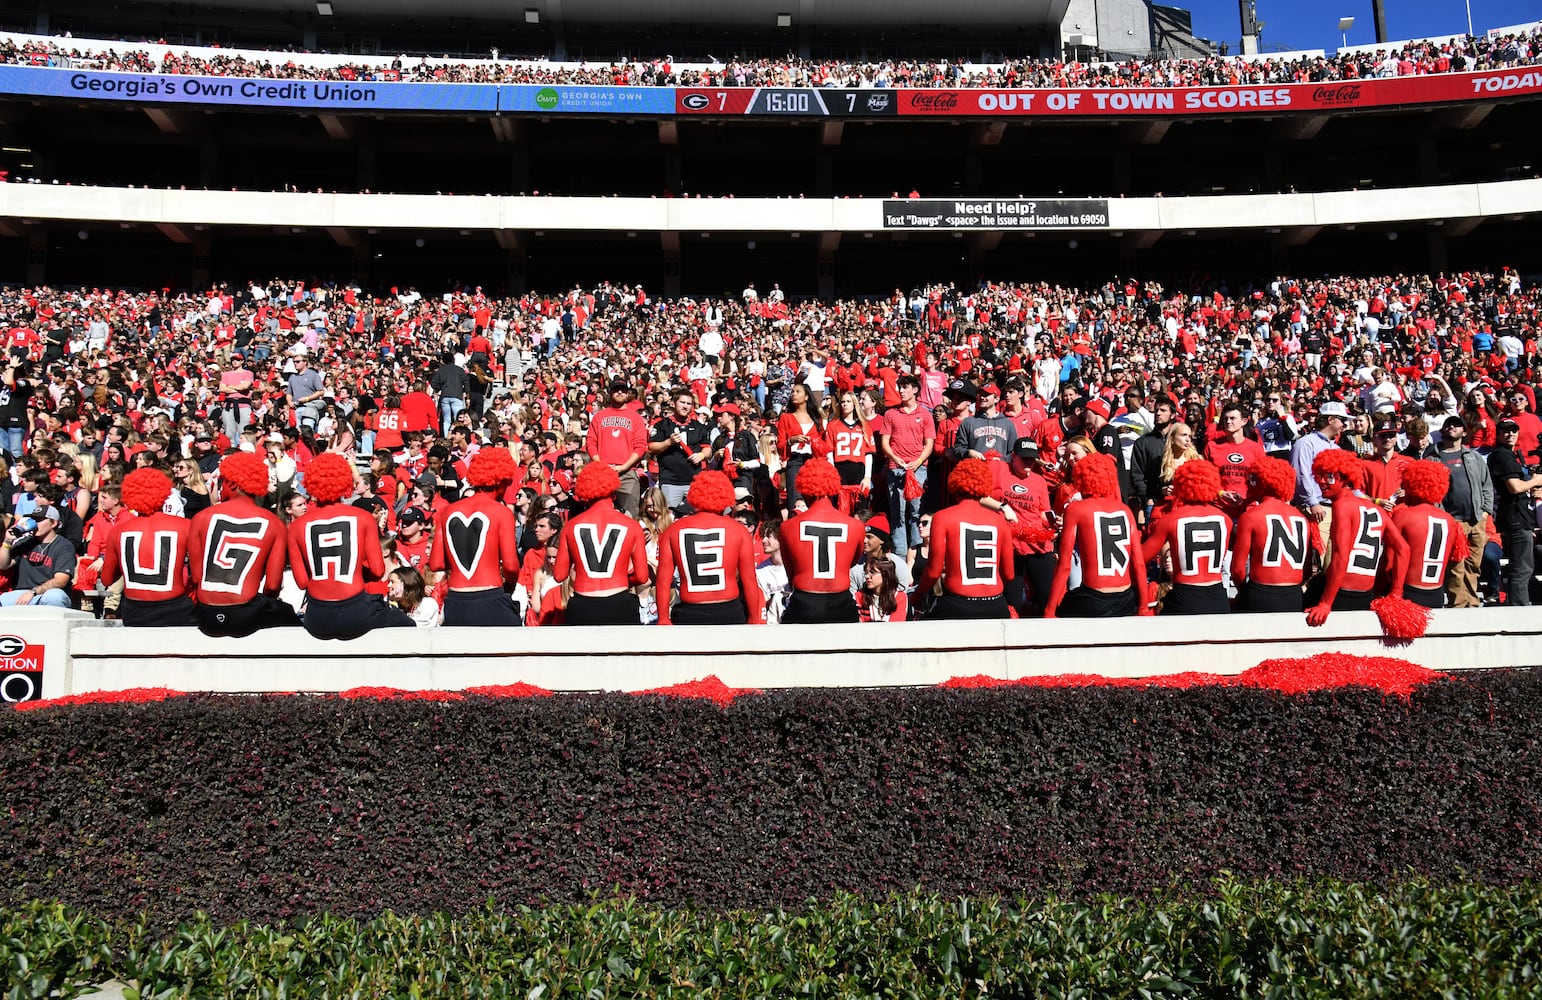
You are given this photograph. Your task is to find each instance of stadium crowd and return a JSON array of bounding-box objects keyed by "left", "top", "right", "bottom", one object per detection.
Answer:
[
  {"left": 0, "top": 266, "right": 1537, "bottom": 633},
  {"left": 1, "top": 23, "right": 1539, "bottom": 90}
]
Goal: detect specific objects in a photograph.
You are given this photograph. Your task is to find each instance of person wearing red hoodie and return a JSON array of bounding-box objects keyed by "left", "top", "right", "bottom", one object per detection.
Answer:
[
  {"left": 100, "top": 467, "right": 195, "bottom": 626},
  {"left": 430, "top": 446, "right": 523, "bottom": 626},
  {"left": 778, "top": 460, "right": 865, "bottom": 624},
  {"left": 555, "top": 462, "right": 650, "bottom": 625},
  {"left": 189, "top": 451, "right": 297, "bottom": 636},
  {"left": 656, "top": 470, "right": 764, "bottom": 625},
  {"left": 288, "top": 452, "right": 413, "bottom": 639}
]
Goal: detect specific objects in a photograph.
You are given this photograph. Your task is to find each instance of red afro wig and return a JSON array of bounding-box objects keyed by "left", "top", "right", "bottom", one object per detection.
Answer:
[
  {"left": 121, "top": 467, "right": 173, "bottom": 515},
  {"left": 575, "top": 462, "right": 621, "bottom": 504},
  {"left": 1399, "top": 460, "right": 1451, "bottom": 506},
  {"left": 467, "top": 447, "right": 518, "bottom": 490},
  {"left": 795, "top": 460, "right": 842, "bottom": 501},
  {"left": 1173, "top": 459, "right": 1222, "bottom": 505},
  {"left": 687, "top": 470, "right": 736, "bottom": 514},
  {"left": 1312, "top": 448, "right": 1363, "bottom": 492},
  {"left": 1251, "top": 457, "right": 1297, "bottom": 502},
  {"left": 220, "top": 451, "right": 271, "bottom": 498},
  {"left": 947, "top": 458, "right": 995, "bottom": 500},
  {"left": 1071, "top": 452, "right": 1120, "bottom": 499},
  {"left": 305, "top": 452, "right": 356, "bottom": 505}
]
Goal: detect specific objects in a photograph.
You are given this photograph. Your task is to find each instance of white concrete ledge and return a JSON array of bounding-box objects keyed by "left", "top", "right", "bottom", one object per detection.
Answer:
[
  {"left": 25, "top": 607, "right": 1540, "bottom": 699},
  {"left": 1, "top": 180, "right": 1537, "bottom": 234}
]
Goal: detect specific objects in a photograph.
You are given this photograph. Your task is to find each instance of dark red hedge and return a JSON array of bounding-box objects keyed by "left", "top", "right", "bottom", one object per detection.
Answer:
[{"left": 3, "top": 671, "right": 1540, "bottom": 928}]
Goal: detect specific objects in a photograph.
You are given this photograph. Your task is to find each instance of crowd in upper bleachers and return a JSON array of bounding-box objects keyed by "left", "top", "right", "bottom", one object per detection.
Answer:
[
  {"left": 0, "top": 267, "right": 1537, "bottom": 632},
  {"left": 0, "top": 23, "right": 1539, "bottom": 90}
]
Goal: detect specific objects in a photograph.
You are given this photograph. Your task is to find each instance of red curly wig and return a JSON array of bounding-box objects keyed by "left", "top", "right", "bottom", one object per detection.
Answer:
[
  {"left": 1252, "top": 457, "right": 1297, "bottom": 502},
  {"left": 1312, "top": 448, "right": 1363, "bottom": 492},
  {"left": 1071, "top": 452, "right": 1120, "bottom": 499},
  {"left": 467, "top": 447, "right": 518, "bottom": 490},
  {"left": 687, "top": 470, "right": 736, "bottom": 514},
  {"left": 220, "top": 451, "right": 271, "bottom": 498},
  {"left": 575, "top": 462, "right": 621, "bottom": 503},
  {"left": 1173, "top": 459, "right": 1222, "bottom": 505},
  {"left": 305, "top": 452, "right": 356, "bottom": 505},
  {"left": 795, "top": 460, "right": 842, "bottom": 501},
  {"left": 1399, "top": 460, "right": 1451, "bottom": 506},
  {"left": 948, "top": 458, "right": 995, "bottom": 500},
  {"left": 121, "top": 467, "right": 173, "bottom": 515}
]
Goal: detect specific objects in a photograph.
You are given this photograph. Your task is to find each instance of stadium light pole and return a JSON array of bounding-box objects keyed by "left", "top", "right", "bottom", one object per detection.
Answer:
[{"left": 1337, "top": 16, "right": 1354, "bottom": 49}]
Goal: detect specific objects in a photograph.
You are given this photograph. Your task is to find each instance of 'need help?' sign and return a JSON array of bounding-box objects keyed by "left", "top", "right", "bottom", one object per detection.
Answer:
[
  {"left": 0, "top": 634, "right": 43, "bottom": 703},
  {"left": 882, "top": 199, "right": 1110, "bottom": 230}
]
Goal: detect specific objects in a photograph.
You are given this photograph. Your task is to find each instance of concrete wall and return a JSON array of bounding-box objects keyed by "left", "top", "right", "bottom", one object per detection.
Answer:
[
  {"left": 1, "top": 606, "right": 1536, "bottom": 701},
  {"left": 1, "top": 179, "right": 1533, "bottom": 234}
]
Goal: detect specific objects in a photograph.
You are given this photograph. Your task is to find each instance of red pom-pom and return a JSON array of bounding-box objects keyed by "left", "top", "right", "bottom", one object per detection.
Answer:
[
  {"left": 1012, "top": 517, "right": 1056, "bottom": 549},
  {"left": 1450, "top": 528, "right": 1470, "bottom": 565},
  {"left": 220, "top": 451, "right": 271, "bottom": 498},
  {"left": 467, "top": 447, "right": 517, "bottom": 489},
  {"left": 947, "top": 458, "right": 994, "bottom": 500},
  {"left": 1251, "top": 457, "right": 1296, "bottom": 502},
  {"left": 1071, "top": 452, "right": 1120, "bottom": 499},
  {"left": 575, "top": 462, "right": 620, "bottom": 503},
  {"left": 121, "top": 468, "right": 173, "bottom": 514},
  {"left": 795, "top": 460, "right": 841, "bottom": 500},
  {"left": 687, "top": 470, "right": 735, "bottom": 514},
  {"left": 1312, "top": 448, "right": 1363, "bottom": 491},
  {"left": 836, "top": 483, "right": 866, "bottom": 515},
  {"left": 1173, "top": 459, "right": 1222, "bottom": 504},
  {"left": 902, "top": 469, "right": 924, "bottom": 500},
  {"left": 305, "top": 453, "right": 355, "bottom": 505},
  {"left": 1400, "top": 460, "right": 1450, "bottom": 506},
  {"left": 1372, "top": 594, "right": 1432, "bottom": 646}
]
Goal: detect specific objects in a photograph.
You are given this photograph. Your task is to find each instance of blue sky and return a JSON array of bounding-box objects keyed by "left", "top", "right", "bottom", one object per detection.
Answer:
[{"left": 1183, "top": 0, "right": 1540, "bottom": 53}]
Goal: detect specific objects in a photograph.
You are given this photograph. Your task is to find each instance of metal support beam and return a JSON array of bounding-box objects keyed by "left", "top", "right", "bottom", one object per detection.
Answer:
[
  {"left": 660, "top": 231, "right": 680, "bottom": 255},
  {"left": 658, "top": 121, "right": 679, "bottom": 145},
  {"left": 1443, "top": 218, "right": 1483, "bottom": 238},
  {"left": 1443, "top": 104, "right": 1493, "bottom": 130},
  {"left": 1123, "top": 231, "right": 1162, "bottom": 251},
  {"left": 1130, "top": 121, "right": 1170, "bottom": 145},
  {"left": 971, "top": 121, "right": 1007, "bottom": 146},
  {"left": 1281, "top": 115, "right": 1327, "bottom": 141},
  {"left": 1284, "top": 225, "right": 1321, "bottom": 247},
  {"left": 490, "top": 116, "right": 520, "bottom": 143},
  {"left": 0, "top": 220, "right": 21, "bottom": 239},
  {"left": 817, "top": 231, "right": 841, "bottom": 254},
  {"left": 495, "top": 230, "right": 523, "bottom": 252},
  {"left": 144, "top": 107, "right": 196, "bottom": 134},
  {"left": 970, "top": 232, "right": 1004, "bottom": 255},
  {"left": 818, "top": 122, "right": 843, "bottom": 146},
  {"left": 155, "top": 223, "right": 192, "bottom": 244},
  {"left": 318, "top": 114, "right": 355, "bottom": 141}
]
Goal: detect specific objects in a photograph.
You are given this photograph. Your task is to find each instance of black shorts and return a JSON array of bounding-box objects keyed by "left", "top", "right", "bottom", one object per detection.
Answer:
[
  {"left": 566, "top": 591, "right": 641, "bottom": 626},
  {"left": 303, "top": 591, "right": 415, "bottom": 640},
  {"left": 195, "top": 594, "right": 299, "bottom": 637},
  {"left": 1404, "top": 586, "right": 1445, "bottom": 610},
  {"left": 442, "top": 588, "right": 522, "bottom": 627},
  {"left": 1057, "top": 587, "right": 1138, "bottom": 618},
  {"left": 834, "top": 462, "right": 866, "bottom": 487},
  {"left": 119, "top": 594, "right": 197, "bottom": 628},
  {"left": 928, "top": 592, "right": 1009, "bottom": 620},
  {"left": 1160, "top": 582, "right": 1231, "bottom": 616},
  {"left": 1235, "top": 582, "right": 1303, "bottom": 614},
  {"left": 1332, "top": 588, "right": 1376, "bottom": 613},
  {"left": 782, "top": 589, "right": 859, "bottom": 624},
  {"left": 671, "top": 599, "right": 748, "bottom": 626}
]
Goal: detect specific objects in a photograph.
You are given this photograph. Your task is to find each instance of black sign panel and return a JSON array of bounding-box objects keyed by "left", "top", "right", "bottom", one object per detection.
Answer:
[
  {"left": 881, "top": 198, "right": 1111, "bottom": 230},
  {"left": 827, "top": 89, "right": 899, "bottom": 116},
  {"left": 746, "top": 88, "right": 830, "bottom": 115}
]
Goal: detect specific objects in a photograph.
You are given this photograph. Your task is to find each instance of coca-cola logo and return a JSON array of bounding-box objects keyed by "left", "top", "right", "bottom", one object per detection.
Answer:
[
  {"left": 1310, "top": 84, "right": 1362, "bottom": 106},
  {"left": 907, "top": 91, "right": 960, "bottom": 111}
]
